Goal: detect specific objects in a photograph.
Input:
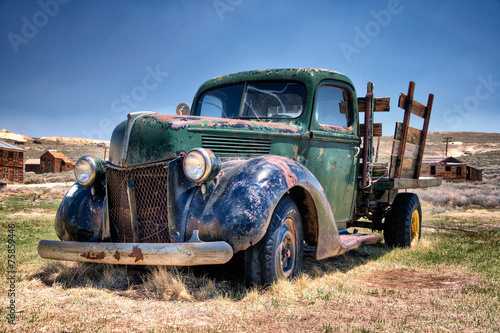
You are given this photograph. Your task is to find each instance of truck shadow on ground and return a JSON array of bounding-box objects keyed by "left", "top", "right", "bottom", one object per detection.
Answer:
[{"left": 30, "top": 242, "right": 392, "bottom": 301}]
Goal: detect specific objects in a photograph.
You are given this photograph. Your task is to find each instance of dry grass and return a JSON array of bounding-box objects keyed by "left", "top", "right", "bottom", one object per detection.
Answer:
[
  {"left": 2, "top": 184, "right": 498, "bottom": 332},
  {"left": 23, "top": 171, "right": 75, "bottom": 185},
  {"left": 414, "top": 181, "right": 500, "bottom": 208}
]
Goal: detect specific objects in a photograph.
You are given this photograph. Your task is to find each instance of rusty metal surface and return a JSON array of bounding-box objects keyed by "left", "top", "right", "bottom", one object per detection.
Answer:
[
  {"left": 106, "top": 161, "right": 170, "bottom": 243},
  {"left": 55, "top": 183, "right": 106, "bottom": 242},
  {"left": 38, "top": 239, "right": 234, "bottom": 266},
  {"left": 184, "top": 155, "right": 346, "bottom": 259}
]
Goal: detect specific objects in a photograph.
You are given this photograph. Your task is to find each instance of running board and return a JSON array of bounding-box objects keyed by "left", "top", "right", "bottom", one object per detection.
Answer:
[{"left": 338, "top": 231, "right": 379, "bottom": 251}]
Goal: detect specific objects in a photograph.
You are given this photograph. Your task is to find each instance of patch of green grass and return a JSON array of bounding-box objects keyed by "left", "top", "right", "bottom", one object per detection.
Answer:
[{"left": 0, "top": 195, "right": 60, "bottom": 281}]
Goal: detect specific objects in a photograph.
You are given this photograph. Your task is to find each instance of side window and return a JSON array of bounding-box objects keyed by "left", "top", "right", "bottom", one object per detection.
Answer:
[
  {"left": 430, "top": 166, "right": 436, "bottom": 175},
  {"left": 197, "top": 94, "right": 225, "bottom": 118},
  {"left": 315, "top": 86, "right": 351, "bottom": 128}
]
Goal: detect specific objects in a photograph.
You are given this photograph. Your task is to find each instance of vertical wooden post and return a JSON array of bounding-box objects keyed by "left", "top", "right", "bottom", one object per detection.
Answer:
[
  {"left": 395, "top": 81, "right": 415, "bottom": 179},
  {"left": 361, "top": 82, "right": 374, "bottom": 189},
  {"left": 414, "top": 93, "right": 434, "bottom": 178}
]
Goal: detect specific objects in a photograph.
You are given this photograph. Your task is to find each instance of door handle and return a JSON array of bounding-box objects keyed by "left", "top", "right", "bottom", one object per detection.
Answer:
[{"left": 353, "top": 146, "right": 360, "bottom": 157}]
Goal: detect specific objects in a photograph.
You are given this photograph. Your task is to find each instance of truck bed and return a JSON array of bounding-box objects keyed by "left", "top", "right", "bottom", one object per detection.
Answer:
[{"left": 372, "top": 177, "right": 441, "bottom": 191}]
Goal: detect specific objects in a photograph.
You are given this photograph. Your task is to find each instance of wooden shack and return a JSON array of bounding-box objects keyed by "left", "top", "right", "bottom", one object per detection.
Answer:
[
  {"left": 40, "top": 150, "right": 75, "bottom": 174},
  {"left": 421, "top": 156, "right": 482, "bottom": 181},
  {"left": 0, "top": 140, "right": 25, "bottom": 183},
  {"left": 25, "top": 159, "right": 41, "bottom": 173}
]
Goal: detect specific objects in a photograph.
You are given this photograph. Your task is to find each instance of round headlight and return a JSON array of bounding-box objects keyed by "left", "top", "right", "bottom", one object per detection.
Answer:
[
  {"left": 183, "top": 148, "right": 218, "bottom": 184},
  {"left": 75, "top": 156, "right": 97, "bottom": 186}
]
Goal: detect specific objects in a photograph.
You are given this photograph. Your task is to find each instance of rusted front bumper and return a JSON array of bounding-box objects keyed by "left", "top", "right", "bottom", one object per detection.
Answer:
[{"left": 38, "top": 240, "right": 234, "bottom": 266}]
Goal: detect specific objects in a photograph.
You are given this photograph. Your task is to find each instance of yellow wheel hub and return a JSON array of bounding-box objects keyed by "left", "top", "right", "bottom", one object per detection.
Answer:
[{"left": 410, "top": 209, "right": 420, "bottom": 246}]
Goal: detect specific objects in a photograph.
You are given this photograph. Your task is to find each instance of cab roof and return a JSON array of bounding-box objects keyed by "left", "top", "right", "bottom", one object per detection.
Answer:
[{"left": 195, "top": 68, "right": 354, "bottom": 96}]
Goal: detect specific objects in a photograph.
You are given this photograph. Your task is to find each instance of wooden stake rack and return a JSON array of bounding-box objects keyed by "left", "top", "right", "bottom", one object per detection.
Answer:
[
  {"left": 358, "top": 81, "right": 435, "bottom": 191},
  {"left": 390, "top": 82, "right": 434, "bottom": 179}
]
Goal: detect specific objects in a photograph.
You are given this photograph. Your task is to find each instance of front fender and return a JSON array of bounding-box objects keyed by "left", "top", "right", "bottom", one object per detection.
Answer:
[
  {"left": 186, "top": 155, "right": 344, "bottom": 256},
  {"left": 55, "top": 183, "right": 106, "bottom": 241}
]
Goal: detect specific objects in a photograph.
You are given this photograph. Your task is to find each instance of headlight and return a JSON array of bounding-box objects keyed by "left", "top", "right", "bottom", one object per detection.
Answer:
[
  {"left": 183, "top": 148, "right": 219, "bottom": 184},
  {"left": 74, "top": 156, "right": 99, "bottom": 186}
]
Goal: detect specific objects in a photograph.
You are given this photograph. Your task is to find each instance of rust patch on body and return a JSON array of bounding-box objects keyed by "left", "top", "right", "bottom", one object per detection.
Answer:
[
  {"left": 265, "top": 156, "right": 298, "bottom": 188},
  {"left": 128, "top": 245, "right": 144, "bottom": 262},
  {"left": 80, "top": 251, "right": 106, "bottom": 260},
  {"left": 113, "top": 251, "right": 121, "bottom": 261},
  {"left": 151, "top": 114, "right": 301, "bottom": 134}
]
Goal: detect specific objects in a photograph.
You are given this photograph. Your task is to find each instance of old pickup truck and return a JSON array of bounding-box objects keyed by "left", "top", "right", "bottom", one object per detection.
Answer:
[{"left": 38, "top": 68, "right": 441, "bottom": 285}]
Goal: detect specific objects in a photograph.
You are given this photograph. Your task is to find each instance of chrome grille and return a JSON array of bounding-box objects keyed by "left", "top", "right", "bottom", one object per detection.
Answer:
[
  {"left": 202, "top": 135, "right": 271, "bottom": 157},
  {"left": 107, "top": 162, "right": 169, "bottom": 243}
]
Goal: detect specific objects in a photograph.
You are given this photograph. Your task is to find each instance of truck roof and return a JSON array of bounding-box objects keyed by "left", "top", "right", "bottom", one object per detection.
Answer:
[{"left": 195, "top": 68, "right": 355, "bottom": 96}]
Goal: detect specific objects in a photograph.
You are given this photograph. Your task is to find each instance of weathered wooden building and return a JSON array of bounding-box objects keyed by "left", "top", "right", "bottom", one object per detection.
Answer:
[
  {"left": 0, "top": 140, "right": 25, "bottom": 183},
  {"left": 25, "top": 159, "right": 41, "bottom": 173},
  {"left": 40, "top": 150, "right": 75, "bottom": 173},
  {"left": 421, "top": 156, "right": 482, "bottom": 181}
]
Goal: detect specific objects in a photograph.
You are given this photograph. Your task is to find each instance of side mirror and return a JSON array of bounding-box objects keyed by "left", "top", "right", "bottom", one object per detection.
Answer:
[{"left": 176, "top": 103, "right": 190, "bottom": 116}]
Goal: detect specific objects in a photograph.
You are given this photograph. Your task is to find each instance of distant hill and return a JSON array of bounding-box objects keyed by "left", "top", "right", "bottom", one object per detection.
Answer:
[
  {"left": 40, "top": 136, "right": 109, "bottom": 144},
  {"left": 0, "top": 130, "right": 109, "bottom": 161},
  {"left": 0, "top": 129, "right": 33, "bottom": 142}
]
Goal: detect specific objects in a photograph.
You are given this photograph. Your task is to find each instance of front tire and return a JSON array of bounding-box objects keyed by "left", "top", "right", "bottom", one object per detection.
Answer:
[
  {"left": 384, "top": 193, "right": 422, "bottom": 247},
  {"left": 244, "top": 196, "right": 304, "bottom": 286}
]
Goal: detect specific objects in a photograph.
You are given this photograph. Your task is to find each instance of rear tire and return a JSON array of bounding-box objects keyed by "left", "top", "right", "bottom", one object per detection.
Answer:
[
  {"left": 244, "top": 196, "right": 304, "bottom": 286},
  {"left": 384, "top": 193, "right": 422, "bottom": 247}
]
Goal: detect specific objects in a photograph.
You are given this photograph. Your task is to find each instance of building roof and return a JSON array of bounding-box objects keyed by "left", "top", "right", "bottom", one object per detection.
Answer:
[
  {"left": 42, "top": 150, "right": 73, "bottom": 164},
  {"left": 422, "top": 156, "right": 466, "bottom": 165},
  {"left": 0, "top": 140, "right": 26, "bottom": 152},
  {"left": 25, "top": 159, "right": 40, "bottom": 165}
]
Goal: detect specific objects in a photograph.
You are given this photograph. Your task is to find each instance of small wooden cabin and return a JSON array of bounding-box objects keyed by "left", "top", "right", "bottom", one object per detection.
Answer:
[
  {"left": 421, "top": 156, "right": 482, "bottom": 181},
  {"left": 25, "top": 159, "right": 41, "bottom": 173},
  {"left": 40, "top": 150, "right": 75, "bottom": 174},
  {"left": 0, "top": 140, "right": 25, "bottom": 183}
]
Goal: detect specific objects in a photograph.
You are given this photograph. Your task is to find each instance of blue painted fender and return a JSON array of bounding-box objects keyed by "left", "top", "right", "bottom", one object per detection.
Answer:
[
  {"left": 185, "top": 155, "right": 345, "bottom": 258},
  {"left": 55, "top": 183, "right": 105, "bottom": 241}
]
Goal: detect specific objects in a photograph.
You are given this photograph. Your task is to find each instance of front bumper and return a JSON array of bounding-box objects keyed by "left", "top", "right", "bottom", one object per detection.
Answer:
[{"left": 38, "top": 239, "right": 234, "bottom": 266}]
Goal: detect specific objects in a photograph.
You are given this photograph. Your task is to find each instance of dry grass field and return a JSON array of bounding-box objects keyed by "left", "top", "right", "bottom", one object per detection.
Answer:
[{"left": 1, "top": 132, "right": 499, "bottom": 332}]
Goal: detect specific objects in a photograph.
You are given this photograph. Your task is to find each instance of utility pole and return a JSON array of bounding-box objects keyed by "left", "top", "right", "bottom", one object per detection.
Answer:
[{"left": 443, "top": 136, "right": 452, "bottom": 157}]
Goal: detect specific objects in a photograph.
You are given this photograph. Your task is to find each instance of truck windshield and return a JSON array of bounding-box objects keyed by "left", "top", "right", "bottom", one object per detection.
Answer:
[{"left": 194, "top": 82, "right": 306, "bottom": 119}]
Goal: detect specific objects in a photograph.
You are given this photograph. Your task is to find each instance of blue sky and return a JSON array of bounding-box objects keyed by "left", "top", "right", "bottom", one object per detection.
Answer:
[{"left": 1, "top": 0, "right": 499, "bottom": 139}]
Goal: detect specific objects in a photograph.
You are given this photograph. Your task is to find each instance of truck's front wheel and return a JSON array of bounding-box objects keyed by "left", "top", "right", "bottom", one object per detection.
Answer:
[
  {"left": 384, "top": 193, "right": 422, "bottom": 247},
  {"left": 244, "top": 196, "right": 304, "bottom": 286}
]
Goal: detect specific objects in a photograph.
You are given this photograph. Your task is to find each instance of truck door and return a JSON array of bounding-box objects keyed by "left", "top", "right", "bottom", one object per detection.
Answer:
[{"left": 306, "top": 82, "right": 360, "bottom": 229}]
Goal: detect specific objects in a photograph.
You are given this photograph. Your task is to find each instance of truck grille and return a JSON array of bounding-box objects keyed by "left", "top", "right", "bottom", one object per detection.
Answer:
[
  {"left": 202, "top": 135, "right": 271, "bottom": 157},
  {"left": 106, "top": 162, "right": 170, "bottom": 243}
]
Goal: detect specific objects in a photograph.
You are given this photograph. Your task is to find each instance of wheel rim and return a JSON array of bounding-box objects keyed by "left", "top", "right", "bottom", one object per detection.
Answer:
[
  {"left": 410, "top": 209, "right": 420, "bottom": 246},
  {"left": 276, "top": 218, "right": 297, "bottom": 279}
]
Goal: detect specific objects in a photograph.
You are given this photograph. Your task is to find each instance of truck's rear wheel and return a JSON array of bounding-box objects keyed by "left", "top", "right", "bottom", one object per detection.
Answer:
[
  {"left": 384, "top": 193, "right": 422, "bottom": 247},
  {"left": 244, "top": 196, "right": 304, "bottom": 286}
]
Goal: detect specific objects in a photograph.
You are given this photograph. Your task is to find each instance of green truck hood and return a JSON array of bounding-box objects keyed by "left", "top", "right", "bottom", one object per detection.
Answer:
[{"left": 109, "top": 114, "right": 303, "bottom": 167}]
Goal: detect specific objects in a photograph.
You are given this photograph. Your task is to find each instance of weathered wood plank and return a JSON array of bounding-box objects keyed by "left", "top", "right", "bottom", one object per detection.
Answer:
[
  {"left": 390, "top": 155, "right": 418, "bottom": 178},
  {"left": 398, "top": 93, "right": 426, "bottom": 118},
  {"left": 394, "top": 122, "right": 422, "bottom": 145},
  {"left": 391, "top": 140, "right": 420, "bottom": 159},
  {"left": 360, "top": 123, "right": 382, "bottom": 137},
  {"left": 358, "top": 97, "right": 391, "bottom": 112},
  {"left": 394, "top": 82, "right": 415, "bottom": 178},
  {"left": 414, "top": 93, "right": 434, "bottom": 178}
]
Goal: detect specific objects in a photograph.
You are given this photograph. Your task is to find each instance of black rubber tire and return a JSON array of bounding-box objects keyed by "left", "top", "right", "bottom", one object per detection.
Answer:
[
  {"left": 384, "top": 193, "right": 422, "bottom": 247},
  {"left": 244, "top": 196, "right": 304, "bottom": 286}
]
